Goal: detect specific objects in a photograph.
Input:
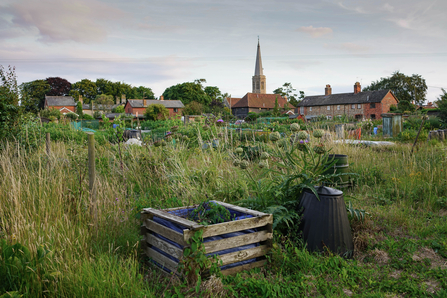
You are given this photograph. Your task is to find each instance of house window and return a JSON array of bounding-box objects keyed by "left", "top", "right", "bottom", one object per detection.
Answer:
[
  {"left": 370, "top": 114, "right": 376, "bottom": 119},
  {"left": 309, "top": 107, "right": 312, "bottom": 112},
  {"left": 327, "top": 106, "right": 330, "bottom": 111},
  {"left": 337, "top": 105, "right": 340, "bottom": 110},
  {"left": 355, "top": 114, "right": 363, "bottom": 120},
  {"left": 357, "top": 104, "right": 361, "bottom": 109},
  {"left": 370, "top": 103, "right": 376, "bottom": 108},
  {"left": 351, "top": 104, "right": 355, "bottom": 109},
  {"left": 174, "top": 108, "right": 178, "bottom": 113}
]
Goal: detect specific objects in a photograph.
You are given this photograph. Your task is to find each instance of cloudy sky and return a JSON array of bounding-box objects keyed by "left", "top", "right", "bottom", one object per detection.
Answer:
[{"left": 1, "top": 0, "right": 446, "bottom": 102}]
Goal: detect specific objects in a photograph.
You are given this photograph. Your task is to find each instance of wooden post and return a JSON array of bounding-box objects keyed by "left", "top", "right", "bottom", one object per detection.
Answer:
[
  {"left": 87, "top": 133, "right": 97, "bottom": 227},
  {"left": 411, "top": 118, "right": 425, "bottom": 156},
  {"left": 46, "top": 132, "right": 50, "bottom": 156}
]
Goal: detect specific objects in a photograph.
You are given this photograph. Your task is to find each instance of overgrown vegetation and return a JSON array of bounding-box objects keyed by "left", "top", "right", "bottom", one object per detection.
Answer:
[{"left": 1, "top": 66, "right": 447, "bottom": 296}]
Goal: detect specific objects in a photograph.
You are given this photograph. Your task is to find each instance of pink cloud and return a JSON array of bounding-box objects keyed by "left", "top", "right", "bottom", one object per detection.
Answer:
[
  {"left": 4, "top": 0, "right": 129, "bottom": 43},
  {"left": 296, "top": 26, "right": 333, "bottom": 38}
]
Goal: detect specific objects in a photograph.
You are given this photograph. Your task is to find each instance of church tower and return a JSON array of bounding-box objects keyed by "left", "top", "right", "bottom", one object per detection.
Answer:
[{"left": 252, "top": 39, "right": 266, "bottom": 94}]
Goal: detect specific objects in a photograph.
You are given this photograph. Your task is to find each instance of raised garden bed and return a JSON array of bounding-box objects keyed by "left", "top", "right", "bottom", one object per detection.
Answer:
[{"left": 140, "top": 200, "right": 273, "bottom": 276}]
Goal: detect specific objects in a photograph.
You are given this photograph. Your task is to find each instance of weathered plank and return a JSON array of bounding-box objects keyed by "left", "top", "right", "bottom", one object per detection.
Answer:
[
  {"left": 140, "top": 239, "right": 147, "bottom": 251},
  {"left": 220, "top": 259, "right": 267, "bottom": 276},
  {"left": 140, "top": 224, "right": 149, "bottom": 236},
  {"left": 164, "top": 205, "right": 198, "bottom": 212},
  {"left": 196, "top": 214, "right": 273, "bottom": 239},
  {"left": 146, "top": 247, "right": 178, "bottom": 274},
  {"left": 211, "top": 201, "right": 268, "bottom": 217},
  {"left": 217, "top": 245, "right": 270, "bottom": 266},
  {"left": 143, "top": 208, "right": 202, "bottom": 229},
  {"left": 146, "top": 234, "right": 183, "bottom": 260},
  {"left": 145, "top": 219, "right": 187, "bottom": 246},
  {"left": 203, "top": 231, "right": 272, "bottom": 254}
]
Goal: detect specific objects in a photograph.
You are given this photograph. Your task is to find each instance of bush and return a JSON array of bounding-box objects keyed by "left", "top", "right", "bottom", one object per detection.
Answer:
[
  {"left": 65, "top": 112, "right": 78, "bottom": 121},
  {"left": 40, "top": 108, "right": 62, "bottom": 120},
  {"left": 145, "top": 104, "right": 169, "bottom": 120}
]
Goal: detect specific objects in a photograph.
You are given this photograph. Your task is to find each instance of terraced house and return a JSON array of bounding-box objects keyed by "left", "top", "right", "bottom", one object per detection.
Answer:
[{"left": 297, "top": 82, "right": 398, "bottom": 120}]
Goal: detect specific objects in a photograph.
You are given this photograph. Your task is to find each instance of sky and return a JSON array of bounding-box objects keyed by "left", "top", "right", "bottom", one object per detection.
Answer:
[{"left": 1, "top": 0, "right": 446, "bottom": 103}]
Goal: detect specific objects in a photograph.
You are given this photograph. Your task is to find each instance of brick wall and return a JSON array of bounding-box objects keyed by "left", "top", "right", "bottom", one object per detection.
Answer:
[
  {"left": 49, "top": 106, "right": 75, "bottom": 113},
  {"left": 303, "top": 92, "right": 398, "bottom": 120}
]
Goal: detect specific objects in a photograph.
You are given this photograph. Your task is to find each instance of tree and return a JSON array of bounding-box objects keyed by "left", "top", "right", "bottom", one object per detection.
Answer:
[
  {"left": 273, "top": 83, "right": 304, "bottom": 107},
  {"left": 363, "top": 71, "right": 427, "bottom": 111},
  {"left": 76, "top": 101, "right": 83, "bottom": 117},
  {"left": 144, "top": 104, "right": 169, "bottom": 120},
  {"left": 69, "top": 79, "right": 97, "bottom": 103},
  {"left": 133, "top": 86, "right": 155, "bottom": 99},
  {"left": 0, "top": 65, "right": 20, "bottom": 139},
  {"left": 163, "top": 81, "right": 211, "bottom": 106},
  {"left": 436, "top": 88, "right": 447, "bottom": 123},
  {"left": 46, "top": 77, "right": 71, "bottom": 96},
  {"left": 182, "top": 101, "right": 203, "bottom": 115},
  {"left": 272, "top": 96, "right": 280, "bottom": 117},
  {"left": 204, "top": 86, "right": 221, "bottom": 101},
  {"left": 20, "top": 79, "right": 51, "bottom": 112},
  {"left": 112, "top": 105, "right": 125, "bottom": 113}
]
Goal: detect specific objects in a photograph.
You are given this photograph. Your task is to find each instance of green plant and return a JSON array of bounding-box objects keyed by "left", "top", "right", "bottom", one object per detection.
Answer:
[
  {"left": 178, "top": 230, "right": 222, "bottom": 292},
  {"left": 187, "top": 201, "right": 234, "bottom": 226},
  {"left": 346, "top": 201, "right": 368, "bottom": 222},
  {"left": 0, "top": 240, "right": 58, "bottom": 296}
]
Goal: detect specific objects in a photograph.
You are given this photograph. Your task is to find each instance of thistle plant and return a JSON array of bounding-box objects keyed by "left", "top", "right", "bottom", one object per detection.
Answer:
[
  {"left": 313, "top": 129, "right": 323, "bottom": 138},
  {"left": 269, "top": 132, "right": 280, "bottom": 142},
  {"left": 239, "top": 160, "right": 249, "bottom": 169},
  {"left": 290, "top": 123, "right": 300, "bottom": 132}
]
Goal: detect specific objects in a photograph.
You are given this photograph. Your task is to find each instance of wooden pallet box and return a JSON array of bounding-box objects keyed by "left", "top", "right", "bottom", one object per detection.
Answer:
[{"left": 140, "top": 200, "right": 273, "bottom": 276}]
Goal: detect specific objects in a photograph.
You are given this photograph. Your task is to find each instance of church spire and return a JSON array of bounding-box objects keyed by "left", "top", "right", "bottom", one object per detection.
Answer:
[
  {"left": 254, "top": 38, "right": 263, "bottom": 76},
  {"left": 252, "top": 38, "right": 266, "bottom": 94}
]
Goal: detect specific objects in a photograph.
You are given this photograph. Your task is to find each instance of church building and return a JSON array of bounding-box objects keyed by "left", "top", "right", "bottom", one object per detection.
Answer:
[{"left": 227, "top": 40, "right": 292, "bottom": 118}]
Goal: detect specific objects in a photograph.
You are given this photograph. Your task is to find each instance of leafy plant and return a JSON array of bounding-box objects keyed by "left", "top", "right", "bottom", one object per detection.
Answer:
[
  {"left": 346, "top": 201, "right": 368, "bottom": 222},
  {"left": 187, "top": 201, "right": 234, "bottom": 226},
  {"left": 178, "top": 230, "right": 222, "bottom": 292},
  {"left": 0, "top": 240, "right": 58, "bottom": 296}
]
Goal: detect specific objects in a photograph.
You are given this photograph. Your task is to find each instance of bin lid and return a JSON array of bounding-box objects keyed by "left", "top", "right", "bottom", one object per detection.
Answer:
[{"left": 316, "top": 186, "right": 343, "bottom": 196}]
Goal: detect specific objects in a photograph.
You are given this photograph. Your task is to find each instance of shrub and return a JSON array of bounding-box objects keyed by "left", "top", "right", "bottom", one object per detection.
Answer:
[{"left": 144, "top": 104, "right": 169, "bottom": 121}]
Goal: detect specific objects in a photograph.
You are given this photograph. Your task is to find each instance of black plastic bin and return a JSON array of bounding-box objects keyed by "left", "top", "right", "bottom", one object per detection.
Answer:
[{"left": 298, "top": 186, "right": 354, "bottom": 258}]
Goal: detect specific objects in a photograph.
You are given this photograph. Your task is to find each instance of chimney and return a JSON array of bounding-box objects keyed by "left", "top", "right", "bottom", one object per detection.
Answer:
[
  {"left": 79, "top": 95, "right": 83, "bottom": 104},
  {"left": 160, "top": 95, "right": 164, "bottom": 101},
  {"left": 143, "top": 99, "right": 147, "bottom": 107},
  {"left": 121, "top": 94, "right": 126, "bottom": 104},
  {"left": 354, "top": 82, "right": 361, "bottom": 94},
  {"left": 325, "top": 84, "right": 332, "bottom": 96}
]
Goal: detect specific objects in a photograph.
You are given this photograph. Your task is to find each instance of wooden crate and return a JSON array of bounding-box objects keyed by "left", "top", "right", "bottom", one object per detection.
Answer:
[{"left": 140, "top": 200, "right": 273, "bottom": 276}]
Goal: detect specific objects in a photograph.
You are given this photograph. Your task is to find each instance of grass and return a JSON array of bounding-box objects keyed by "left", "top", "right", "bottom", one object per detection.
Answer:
[{"left": 1, "top": 125, "right": 446, "bottom": 297}]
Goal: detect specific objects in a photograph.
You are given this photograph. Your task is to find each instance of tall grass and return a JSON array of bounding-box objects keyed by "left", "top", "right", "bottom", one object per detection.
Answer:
[{"left": 1, "top": 126, "right": 446, "bottom": 296}]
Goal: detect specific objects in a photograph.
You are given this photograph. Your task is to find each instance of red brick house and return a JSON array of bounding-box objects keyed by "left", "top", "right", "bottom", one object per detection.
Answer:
[
  {"left": 124, "top": 96, "right": 184, "bottom": 118},
  {"left": 297, "top": 82, "right": 398, "bottom": 120},
  {"left": 231, "top": 93, "right": 295, "bottom": 118},
  {"left": 44, "top": 96, "right": 76, "bottom": 114}
]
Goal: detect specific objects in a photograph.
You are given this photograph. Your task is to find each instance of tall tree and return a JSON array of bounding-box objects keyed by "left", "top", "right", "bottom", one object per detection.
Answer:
[
  {"left": 272, "top": 97, "right": 280, "bottom": 117},
  {"left": 69, "top": 79, "right": 97, "bottom": 104},
  {"left": 132, "top": 86, "right": 155, "bottom": 99},
  {"left": 182, "top": 101, "right": 203, "bottom": 115},
  {"left": 20, "top": 79, "right": 51, "bottom": 111},
  {"left": 363, "top": 71, "right": 427, "bottom": 111},
  {"left": 0, "top": 65, "right": 20, "bottom": 139},
  {"left": 436, "top": 88, "right": 447, "bottom": 124},
  {"left": 273, "top": 83, "right": 303, "bottom": 107},
  {"left": 46, "top": 77, "right": 71, "bottom": 96},
  {"left": 163, "top": 81, "right": 211, "bottom": 106}
]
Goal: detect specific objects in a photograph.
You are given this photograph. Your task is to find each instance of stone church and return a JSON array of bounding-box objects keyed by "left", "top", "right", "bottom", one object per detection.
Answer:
[{"left": 227, "top": 40, "right": 291, "bottom": 118}]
